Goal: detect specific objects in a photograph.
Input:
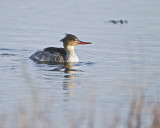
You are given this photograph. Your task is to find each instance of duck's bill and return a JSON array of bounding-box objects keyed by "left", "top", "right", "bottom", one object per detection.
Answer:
[{"left": 78, "top": 41, "right": 92, "bottom": 44}]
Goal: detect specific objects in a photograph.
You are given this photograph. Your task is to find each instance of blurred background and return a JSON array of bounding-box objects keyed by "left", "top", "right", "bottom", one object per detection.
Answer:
[{"left": 0, "top": 0, "right": 160, "bottom": 127}]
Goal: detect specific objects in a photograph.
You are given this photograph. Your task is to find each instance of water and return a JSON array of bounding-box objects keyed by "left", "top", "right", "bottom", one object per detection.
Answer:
[{"left": 0, "top": 0, "right": 160, "bottom": 127}]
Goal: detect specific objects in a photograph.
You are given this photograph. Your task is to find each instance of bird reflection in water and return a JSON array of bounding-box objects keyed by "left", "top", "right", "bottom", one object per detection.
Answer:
[
  {"left": 47, "top": 62, "right": 82, "bottom": 101},
  {"left": 63, "top": 62, "right": 79, "bottom": 90},
  {"left": 48, "top": 62, "right": 81, "bottom": 89},
  {"left": 62, "top": 62, "right": 81, "bottom": 102}
]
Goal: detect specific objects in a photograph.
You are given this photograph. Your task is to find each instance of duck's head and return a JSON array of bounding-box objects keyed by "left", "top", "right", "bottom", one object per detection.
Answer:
[{"left": 60, "top": 34, "right": 92, "bottom": 48}]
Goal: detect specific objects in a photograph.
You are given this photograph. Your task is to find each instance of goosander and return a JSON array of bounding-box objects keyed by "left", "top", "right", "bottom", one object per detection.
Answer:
[{"left": 29, "top": 34, "right": 92, "bottom": 63}]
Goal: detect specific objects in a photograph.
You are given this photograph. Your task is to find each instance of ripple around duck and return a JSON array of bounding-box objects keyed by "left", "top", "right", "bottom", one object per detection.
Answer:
[
  {"left": 0, "top": 53, "right": 17, "bottom": 56},
  {"left": 75, "top": 61, "right": 95, "bottom": 66},
  {"left": 0, "top": 48, "right": 15, "bottom": 51},
  {"left": 0, "top": 48, "right": 18, "bottom": 57}
]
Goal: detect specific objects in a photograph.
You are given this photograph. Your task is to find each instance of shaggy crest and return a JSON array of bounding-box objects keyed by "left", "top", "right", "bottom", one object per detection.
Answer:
[{"left": 60, "top": 34, "right": 78, "bottom": 42}]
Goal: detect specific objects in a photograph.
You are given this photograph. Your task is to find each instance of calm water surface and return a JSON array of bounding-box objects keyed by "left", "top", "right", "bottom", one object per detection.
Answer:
[{"left": 0, "top": 0, "right": 160, "bottom": 127}]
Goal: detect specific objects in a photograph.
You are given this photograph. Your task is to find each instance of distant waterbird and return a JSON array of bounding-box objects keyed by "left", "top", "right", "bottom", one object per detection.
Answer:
[{"left": 106, "top": 20, "right": 128, "bottom": 24}]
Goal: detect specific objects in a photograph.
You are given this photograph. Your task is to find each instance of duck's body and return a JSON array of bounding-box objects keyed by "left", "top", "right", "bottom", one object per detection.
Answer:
[
  {"left": 30, "top": 47, "right": 79, "bottom": 63},
  {"left": 29, "top": 34, "right": 91, "bottom": 63}
]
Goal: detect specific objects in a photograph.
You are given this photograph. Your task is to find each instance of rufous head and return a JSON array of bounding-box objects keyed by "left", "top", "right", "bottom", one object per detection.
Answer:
[{"left": 60, "top": 34, "right": 92, "bottom": 47}]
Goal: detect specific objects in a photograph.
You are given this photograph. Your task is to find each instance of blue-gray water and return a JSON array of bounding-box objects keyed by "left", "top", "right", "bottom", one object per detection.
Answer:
[{"left": 0, "top": 0, "right": 160, "bottom": 127}]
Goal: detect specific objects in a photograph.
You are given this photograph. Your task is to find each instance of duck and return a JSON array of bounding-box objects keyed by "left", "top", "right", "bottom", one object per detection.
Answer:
[{"left": 29, "top": 34, "right": 92, "bottom": 63}]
